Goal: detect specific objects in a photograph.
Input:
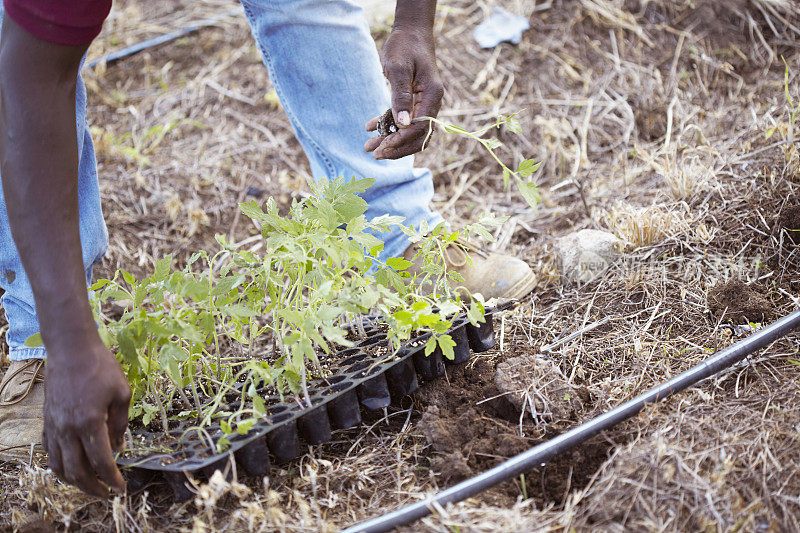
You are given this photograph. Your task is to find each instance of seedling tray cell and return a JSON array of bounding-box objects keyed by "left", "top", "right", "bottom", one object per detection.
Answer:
[
  {"left": 235, "top": 436, "right": 271, "bottom": 477},
  {"left": 413, "top": 348, "right": 446, "bottom": 381},
  {"left": 446, "top": 320, "right": 471, "bottom": 364},
  {"left": 357, "top": 373, "right": 392, "bottom": 410},
  {"left": 467, "top": 313, "right": 495, "bottom": 352}
]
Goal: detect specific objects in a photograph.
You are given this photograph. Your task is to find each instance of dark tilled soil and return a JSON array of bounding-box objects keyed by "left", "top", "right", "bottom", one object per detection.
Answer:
[
  {"left": 0, "top": 519, "right": 55, "bottom": 533},
  {"left": 778, "top": 205, "right": 800, "bottom": 245},
  {"left": 707, "top": 279, "right": 774, "bottom": 323},
  {"left": 413, "top": 353, "right": 615, "bottom": 506}
]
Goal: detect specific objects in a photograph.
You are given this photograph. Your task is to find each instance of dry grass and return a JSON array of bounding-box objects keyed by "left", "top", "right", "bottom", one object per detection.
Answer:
[
  {"left": 1, "top": 0, "right": 800, "bottom": 531},
  {"left": 603, "top": 203, "right": 693, "bottom": 248}
]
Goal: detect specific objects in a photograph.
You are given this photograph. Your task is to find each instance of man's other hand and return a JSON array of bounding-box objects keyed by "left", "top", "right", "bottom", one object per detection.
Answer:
[
  {"left": 365, "top": 26, "right": 443, "bottom": 160},
  {"left": 43, "top": 338, "right": 131, "bottom": 497}
]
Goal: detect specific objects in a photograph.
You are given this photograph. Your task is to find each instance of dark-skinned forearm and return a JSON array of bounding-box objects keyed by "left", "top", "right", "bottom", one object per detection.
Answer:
[
  {"left": 394, "top": 0, "right": 437, "bottom": 32},
  {"left": 0, "top": 18, "right": 96, "bottom": 355}
]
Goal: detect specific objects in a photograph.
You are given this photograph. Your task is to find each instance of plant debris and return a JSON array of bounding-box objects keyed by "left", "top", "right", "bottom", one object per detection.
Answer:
[{"left": 2, "top": 0, "right": 800, "bottom": 531}]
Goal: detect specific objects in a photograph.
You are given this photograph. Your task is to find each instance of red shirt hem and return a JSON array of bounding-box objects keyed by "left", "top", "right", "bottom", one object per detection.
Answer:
[{"left": 4, "top": 0, "right": 110, "bottom": 46}]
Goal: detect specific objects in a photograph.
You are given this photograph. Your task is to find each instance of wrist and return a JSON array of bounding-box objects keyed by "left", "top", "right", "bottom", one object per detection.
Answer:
[
  {"left": 390, "top": 25, "right": 434, "bottom": 41},
  {"left": 393, "top": 0, "right": 437, "bottom": 33},
  {"left": 39, "top": 310, "right": 102, "bottom": 360}
]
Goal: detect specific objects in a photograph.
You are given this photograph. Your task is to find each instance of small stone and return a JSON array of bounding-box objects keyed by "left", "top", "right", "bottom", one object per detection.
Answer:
[{"left": 553, "top": 229, "right": 623, "bottom": 283}]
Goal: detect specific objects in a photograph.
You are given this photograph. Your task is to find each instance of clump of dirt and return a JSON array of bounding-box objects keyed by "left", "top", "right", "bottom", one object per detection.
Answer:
[
  {"left": 376, "top": 108, "right": 398, "bottom": 137},
  {"left": 778, "top": 205, "right": 800, "bottom": 245},
  {"left": 632, "top": 98, "right": 668, "bottom": 141},
  {"left": 494, "top": 354, "right": 586, "bottom": 423},
  {"left": 414, "top": 354, "right": 612, "bottom": 506},
  {"left": 415, "top": 358, "right": 529, "bottom": 484},
  {"left": 429, "top": 449, "right": 473, "bottom": 482},
  {"left": 707, "top": 280, "right": 773, "bottom": 323}
]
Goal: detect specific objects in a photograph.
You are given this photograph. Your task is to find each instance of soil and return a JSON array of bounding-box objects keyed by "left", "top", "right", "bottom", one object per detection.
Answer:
[
  {"left": 1, "top": 518, "right": 54, "bottom": 533},
  {"left": 376, "top": 108, "right": 397, "bottom": 137},
  {"left": 3, "top": 0, "right": 800, "bottom": 530},
  {"left": 778, "top": 204, "right": 800, "bottom": 245},
  {"left": 707, "top": 280, "right": 774, "bottom": 323},
  {"left": 414, "top": 353, "right": 614, "bottom": 505}
]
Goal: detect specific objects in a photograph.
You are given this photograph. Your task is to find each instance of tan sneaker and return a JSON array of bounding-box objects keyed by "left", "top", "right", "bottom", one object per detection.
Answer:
[
  {"left": 0, "top": 359, "right": 45, "bottom": 462},
  {"left": 403, "top": 241, "right": 536, "bottom": 300}
]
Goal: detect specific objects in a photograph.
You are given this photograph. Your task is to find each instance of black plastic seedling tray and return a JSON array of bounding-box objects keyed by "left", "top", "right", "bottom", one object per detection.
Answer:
[{"left": 117, "top": 304, "right": 512, "bottom": 500}]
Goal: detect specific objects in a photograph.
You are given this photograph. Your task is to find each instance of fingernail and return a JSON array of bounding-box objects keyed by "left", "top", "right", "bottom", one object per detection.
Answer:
[{"left": 398, "top": 111, "right": 411, "bottom": 127}]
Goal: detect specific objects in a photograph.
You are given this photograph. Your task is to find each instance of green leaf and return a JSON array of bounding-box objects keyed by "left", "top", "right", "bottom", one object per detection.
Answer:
[
  {"left": 445, "top": 231, "right": 460, "bottom": 243},
  {"left": 369, "top": 214, "right": 405, "bottom": 231},
  {"left": 424, "top": 336, "right": 438, "bottom": 357},
  {"left": 353, "top": 232, "right": 384, "bottom": 254},
  {"left": 506, "top": 116, "right": 523, "bottom": 134},
  {"left": 386, "top": 257, "right": 413, "bottom": 271},
  {"left": 98, "top": 327, "right": 115, "bottom": 348},
  {"left": 142, "top": 405, "right": 156, "bottom": 427},
  {"left": 412, "top": 301, "right": 429, "bottom": 312},
  {"left": 24, "top": 333, "right": 43, "bottom": 348},
  {"left": 516, "top": 159, "right": 541, "bottom": 178},
  {"left": 223, "top": 303, "right": 258, "bottom": 318},
  {"left": 467, "top": 300, "right": 486, "bottom": 326},
  {"left": 438, "top": 335, "right": 457, "bottom": 360},
  {"left": 160, "top": 343, "right": 189, "bottom": 363},
  {"left": 468, "top": 224, "right": 493, "bottom": 242},
  {"left": 90, "top": 279, "right": 112, "bottom": 291},
  {"left": 153, "top": 254, "right": 173, "bottom": 282},
  {"left": 444, "top": 124, "right": 468, "bottom": 134},
  {"left": 334, "top": 194, "right": 369, "bottom": 224},
  {"left": 515, "top": 178, "right": 541, "bottom": 209},
  {"left": 447, "top": 270, "right": 465, "bottom": 283},
  {"left": 133, "top": 284, "right": 147, "bottom": 307},
  {"left": 317, "top": 304, "right": 342, "bottom": 322},
  {"left": 183, "top": 280, "right": 209, "bottom": 301},
  {"left": 483, "top": 137, "right": 503, "bottom": 150},
  {"left": 121, "top": 270, "right": 135, "bottom": 285},
  {"left": 252, "top": 394, "right": 267, "bottom": 417},
  {"left": 321, "top": 324, "right": 351, "bottom": 347},
  {"left": 239, "top": 200, "right": 265, "bottom": 221},
  {"left": 211, "top": 274, "right": 246, "bottom": 296},
  {"left": 116, "top": 328, "right": 139, "bottom": 365},
  {"left": 392, "top": 309, "right": 413, "bottom": 324},
  {"left": 344, "top": 177, "right": 376, "bottom": 195}
]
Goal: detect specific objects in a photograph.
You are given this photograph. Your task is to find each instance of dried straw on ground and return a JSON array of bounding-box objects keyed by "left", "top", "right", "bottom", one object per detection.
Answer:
[{"left": 1, "top": 0, "right": 800, "bottom": 531}]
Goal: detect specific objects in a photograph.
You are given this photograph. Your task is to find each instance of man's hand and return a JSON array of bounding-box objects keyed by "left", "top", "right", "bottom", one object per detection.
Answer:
[
  {"left": 43, "top": 337, "right": 131, "bottom": 497},
  {"left": 365, "top": 0, "right": 443, "bottom": 160}
]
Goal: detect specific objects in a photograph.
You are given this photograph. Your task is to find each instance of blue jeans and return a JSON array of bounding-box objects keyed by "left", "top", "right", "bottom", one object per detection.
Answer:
[{"left": 0, "top": 0, "right": 442, "bottom": 362}]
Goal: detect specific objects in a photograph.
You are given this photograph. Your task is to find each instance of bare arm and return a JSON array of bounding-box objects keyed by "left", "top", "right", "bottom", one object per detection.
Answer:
[
  {"left": 365, "top": 0, "right": 444, "bottom": 159},
  {"left": 0, "top": 15, "right": 130, "bottom": 497}
]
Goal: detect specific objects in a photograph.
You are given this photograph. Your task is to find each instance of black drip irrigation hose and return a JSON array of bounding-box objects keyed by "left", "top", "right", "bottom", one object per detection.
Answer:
[
  {"left": 84, "top": 7, "right": 242, "bottom": 70},
  {"left": 343, "top": 308, "right": 800, "bottom": 533}
]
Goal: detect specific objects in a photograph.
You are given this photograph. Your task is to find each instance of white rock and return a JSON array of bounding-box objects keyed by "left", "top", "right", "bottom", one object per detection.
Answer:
[{"left": 553, "top": 229, "right": 623, "bottom": 283}]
